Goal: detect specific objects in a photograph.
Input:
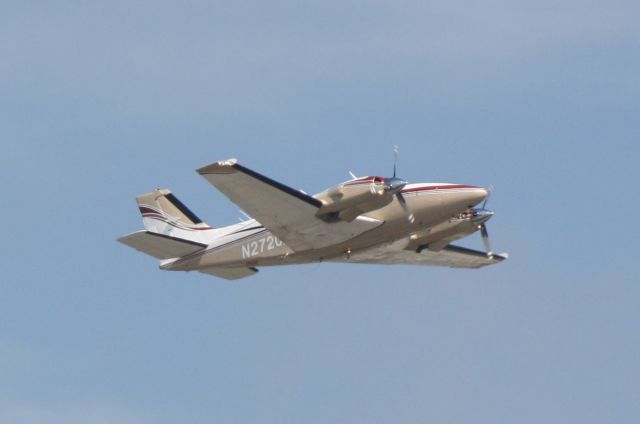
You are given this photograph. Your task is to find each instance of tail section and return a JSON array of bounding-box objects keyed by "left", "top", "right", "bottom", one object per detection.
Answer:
[
  {"left": 119, "top": 189, "right": 219, "bottom": 260},
  {"left": 120, "top": 188, "right": 262, "bottom": 280},
  {"left": 118, "top": 189, "right": 258, "bottom": 280},
  {"left": 136, "top": 189, "right": 216, "bottom": 245}
]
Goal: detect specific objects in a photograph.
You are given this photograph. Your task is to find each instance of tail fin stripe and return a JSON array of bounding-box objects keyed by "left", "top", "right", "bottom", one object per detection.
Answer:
[
  {"left": 139, "top": 206, "right": 161, "bottom": 215},
  {"left": 139, "top": 204, "right": 213, "bottom": 231}
]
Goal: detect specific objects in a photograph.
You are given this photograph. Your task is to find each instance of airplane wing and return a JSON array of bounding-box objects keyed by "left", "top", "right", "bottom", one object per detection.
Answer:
[
  {"left": 197, "top": 159, "right": 383, "bottom": 251},
  {"left": 331, "top": 239, "right": 508, "bottom": 268}
]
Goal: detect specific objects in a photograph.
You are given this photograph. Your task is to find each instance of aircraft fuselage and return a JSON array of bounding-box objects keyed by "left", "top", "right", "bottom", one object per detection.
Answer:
[{"left": 161, "top": 183, "right": 488, "bottom": 272}]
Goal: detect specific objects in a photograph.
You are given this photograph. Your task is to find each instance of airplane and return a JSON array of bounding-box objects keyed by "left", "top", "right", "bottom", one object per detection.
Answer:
[{"left": 118, "top": 158, "right": 508, "bottom": 280}]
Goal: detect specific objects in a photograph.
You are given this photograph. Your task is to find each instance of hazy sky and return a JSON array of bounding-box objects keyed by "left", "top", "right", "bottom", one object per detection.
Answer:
[{"left": 2, "top": 1, "right": 639, "bottom": 423}]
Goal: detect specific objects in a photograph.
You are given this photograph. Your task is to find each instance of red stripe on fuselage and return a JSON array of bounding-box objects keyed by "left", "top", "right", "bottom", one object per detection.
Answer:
[{"left": 401, "top": 185, "right": 480, "bottom": 194}]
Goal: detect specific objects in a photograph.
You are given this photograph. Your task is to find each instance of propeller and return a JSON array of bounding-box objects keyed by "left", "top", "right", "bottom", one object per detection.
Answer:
[
  {"left": 479, "top": 223, "right": 493, "bottom": 257},
  {"left": 388, "top": 146, "right": 414, "bottom": 223},
  {"left": 481, "top": 184, "right": 494, "bottom": 209},
  {"left": 476, "top": 185, "right": 495, "bottom": 257},
  {"left": 398, "top": 193, "right": 415, "bottom": 223},
  {"left": 393, "top": 145, "right": 398, "bottom": 178}
]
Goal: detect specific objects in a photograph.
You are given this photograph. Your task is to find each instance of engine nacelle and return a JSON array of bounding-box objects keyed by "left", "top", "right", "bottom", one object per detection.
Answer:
[
  {"left": 409, "top": 208, "right": 494, "bottom": 252},
  {"left": 314, "top": 176, "right": 403, "bottom": 221}
]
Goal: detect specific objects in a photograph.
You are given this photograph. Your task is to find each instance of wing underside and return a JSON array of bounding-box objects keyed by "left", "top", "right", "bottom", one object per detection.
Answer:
[
  {"left": 331, "top": 239, "right": 507, "bottom": 268},
  {"left": 197, "top": 159, "right": 383, "bottom": 251}
]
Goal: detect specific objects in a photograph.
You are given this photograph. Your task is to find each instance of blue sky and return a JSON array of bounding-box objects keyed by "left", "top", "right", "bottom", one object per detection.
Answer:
[{"left": 1, "top": 1, "right": 639, "bottom": 422}]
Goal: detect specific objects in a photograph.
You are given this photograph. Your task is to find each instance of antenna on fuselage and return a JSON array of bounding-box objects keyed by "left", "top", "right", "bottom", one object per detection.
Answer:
[{"left": 348, "top": 171, "right": 357, "bottom": 179}]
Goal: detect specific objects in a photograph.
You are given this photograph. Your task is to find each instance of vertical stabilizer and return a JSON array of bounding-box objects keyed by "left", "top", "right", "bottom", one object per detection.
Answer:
[{"left": 136, "top": 189, "right": 216, "bottom": 244}]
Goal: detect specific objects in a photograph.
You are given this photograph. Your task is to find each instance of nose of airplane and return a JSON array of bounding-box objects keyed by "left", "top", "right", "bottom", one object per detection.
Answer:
[
  {"left": 468, "top": 187, "right": 489, "bottom": 207},
  {"left": 439, "top": 185, "right": 489, "bottom": 216}
]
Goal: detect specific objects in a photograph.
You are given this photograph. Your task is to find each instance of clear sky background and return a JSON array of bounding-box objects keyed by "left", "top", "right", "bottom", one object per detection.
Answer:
[{"left": 2, "top": 1, "right": 639, "bottom": 423}]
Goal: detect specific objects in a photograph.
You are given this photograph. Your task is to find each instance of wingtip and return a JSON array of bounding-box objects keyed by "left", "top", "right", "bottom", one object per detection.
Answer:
[
  {"left": 197, "top": 158, "right": 238, "bottom": 175},
  {"left": 493, "top": 252, "right": 509, "bottom": 261}
]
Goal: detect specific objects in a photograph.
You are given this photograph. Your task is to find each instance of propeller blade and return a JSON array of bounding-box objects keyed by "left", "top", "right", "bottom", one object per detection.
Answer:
[
  {"left": 482, "top": 184, "right": 494, "bottom": 209},
  {"left": 393, "top": 145, "right": 398, "bottom": 178},
  {"left": 480, "top": 223, "right": 493, "bottom": 257},
  {"left": 396, "top": 192, "right": 415, "bottom": 223}
]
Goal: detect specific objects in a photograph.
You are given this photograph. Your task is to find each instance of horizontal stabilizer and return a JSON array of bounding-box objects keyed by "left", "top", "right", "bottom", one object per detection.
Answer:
[
  {"left": 118, "top": 231, "right": 207, "bottom": 260},
  {"left": 199, "top": 266, "right": 259, "bottom": 280}
]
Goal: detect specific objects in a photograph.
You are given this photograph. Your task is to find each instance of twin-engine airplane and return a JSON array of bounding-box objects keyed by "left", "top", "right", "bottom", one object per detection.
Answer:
[{"left": 119, "top": 158, "right": 508, "bottom": 280}]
